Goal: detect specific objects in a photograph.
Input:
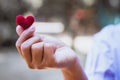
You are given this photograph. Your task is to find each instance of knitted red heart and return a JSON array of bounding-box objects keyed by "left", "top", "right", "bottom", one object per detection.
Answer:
[{"left": 16, "top": 15, "right": 34, "bottom": 29}]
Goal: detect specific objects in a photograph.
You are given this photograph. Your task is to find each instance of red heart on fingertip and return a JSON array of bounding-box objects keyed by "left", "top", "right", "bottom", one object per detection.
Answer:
[{"left": 16, "top": 15, "right": 35, "bottom": 29}]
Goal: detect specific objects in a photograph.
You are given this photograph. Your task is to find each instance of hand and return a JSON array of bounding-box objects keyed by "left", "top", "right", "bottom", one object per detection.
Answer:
[
  {"left": 15, "top": 25, "right": 87, "bottom": 80},
  {"left": 16, "top": 25, "right": 78, "bottom": 69}
]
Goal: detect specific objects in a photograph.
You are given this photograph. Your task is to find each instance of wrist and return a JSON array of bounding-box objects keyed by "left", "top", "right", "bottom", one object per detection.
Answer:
[{"left": 61, "top": 56, "right": 87, "bottom": 80}]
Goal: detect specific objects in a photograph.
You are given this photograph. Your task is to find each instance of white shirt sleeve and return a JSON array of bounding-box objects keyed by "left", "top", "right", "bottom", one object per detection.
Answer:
[{"left": 85, "top": 25, "right": 116, "bottom": 80}]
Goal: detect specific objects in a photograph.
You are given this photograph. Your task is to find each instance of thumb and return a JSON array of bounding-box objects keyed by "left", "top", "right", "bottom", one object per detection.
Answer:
[{"left": 16, "top": 25, "right": 24, "bottom": 36}]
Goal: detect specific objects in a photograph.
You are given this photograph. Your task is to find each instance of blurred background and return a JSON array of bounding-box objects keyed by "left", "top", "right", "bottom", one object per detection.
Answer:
[{"left": 0, "top": 0, "right": 120, "bottom": 80}]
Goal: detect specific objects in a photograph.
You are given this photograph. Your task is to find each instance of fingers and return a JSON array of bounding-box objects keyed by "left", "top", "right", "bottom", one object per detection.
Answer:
[
  {"left": 16, "top": 25, "right": 35, "bottom": 36},
  {"left": 31, "top": 43, "right": 56, "bottom": 69},
  {"left": 17, "top": 36, "right": 57, "bottom": 69},
  {"left": 42, "top": 43, "right": 56, "bottom": 67},
  {"left": 20, "top": 36, "right": 41, "bottom": 67},
  {"left": 20, "top": 41, "right": 76, "bottom": 69},
  {"left": 16, "top": 26, "right": 35, "bottom": 54},
  {"left": 16, "top": 26, "right": 35, "bottom": 47},
  {"left": 31, "top": 42, "right": 44, "bottom": 69}
]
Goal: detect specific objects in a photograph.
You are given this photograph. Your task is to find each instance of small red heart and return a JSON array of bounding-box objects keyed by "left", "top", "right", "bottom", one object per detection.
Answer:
[{"left": 16, "top": 15, "right": 35, "bottom": 29}]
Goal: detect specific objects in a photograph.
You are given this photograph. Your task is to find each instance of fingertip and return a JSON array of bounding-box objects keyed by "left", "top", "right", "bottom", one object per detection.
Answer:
[{"left": 16, "top": 25, "right": 24, "bottom": 36}]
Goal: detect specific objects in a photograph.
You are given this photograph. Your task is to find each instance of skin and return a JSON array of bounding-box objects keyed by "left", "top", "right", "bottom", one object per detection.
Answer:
[{"left": 16, "top": 25, "right": 87, "bottom": 80}]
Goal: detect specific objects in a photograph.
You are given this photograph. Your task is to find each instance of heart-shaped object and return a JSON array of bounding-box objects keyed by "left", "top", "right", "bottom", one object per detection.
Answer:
[{"left": 16, "top": 15, "right": 34, "bottom": 29}]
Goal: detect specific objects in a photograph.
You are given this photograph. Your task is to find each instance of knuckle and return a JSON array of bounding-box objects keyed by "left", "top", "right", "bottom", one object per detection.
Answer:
[
  {"left": 45, "top": 43, "right": 50, "bottom": 47},
  {"left": 32, "top": 43, "right": 44, "bottom": 51},
  {"left": 31, "top": 44, "right": 39, "bottom": 50},
  {"left": 44, "top": 43, "right": 53, "bottom": 49},
  {"left": 15, "top": 42, "right": 20, "bottom": 49},
  {"left": 21, "top": 43, "right": 30, "bottom": 51}
]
